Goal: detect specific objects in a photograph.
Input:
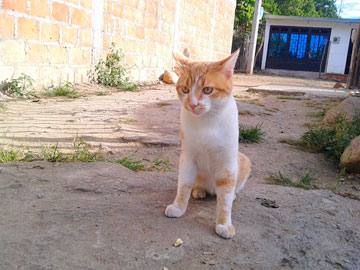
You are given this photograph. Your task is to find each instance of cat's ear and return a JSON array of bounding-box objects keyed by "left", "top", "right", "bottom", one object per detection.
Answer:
[
  {"left": 183, "top": 48, "right": 190, "bottom": 58},
  {"left": 173, "top": 51, "right": 189, "bottom": 66},
  {"left": 214, "top": 49, "right": 239, "bottom": 79}
]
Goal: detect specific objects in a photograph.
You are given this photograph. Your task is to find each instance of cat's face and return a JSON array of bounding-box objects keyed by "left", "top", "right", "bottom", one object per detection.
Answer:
[{"left": 174, "top": 50, "right": 239, "bottom": 116}]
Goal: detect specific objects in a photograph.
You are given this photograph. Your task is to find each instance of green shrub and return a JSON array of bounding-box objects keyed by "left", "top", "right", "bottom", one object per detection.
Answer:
[
  {"left": 301, "top": 112, "right": 360, "bottom": 160},
  {"left": 94, "top": 44, "right": 138, "bottom": 91},
  {"left": 1, "top": 73, "right": 35, "bottom": 98}
]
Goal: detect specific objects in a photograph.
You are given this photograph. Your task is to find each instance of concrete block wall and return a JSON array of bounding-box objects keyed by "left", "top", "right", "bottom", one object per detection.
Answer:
[{"left": 0, "top": 0, "right": 236, "bottom": 89}]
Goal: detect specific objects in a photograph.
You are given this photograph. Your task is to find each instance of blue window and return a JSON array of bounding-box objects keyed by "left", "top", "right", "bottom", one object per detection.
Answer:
[{"left": 289, "top": 34, "right": 308, "bottom": 59}]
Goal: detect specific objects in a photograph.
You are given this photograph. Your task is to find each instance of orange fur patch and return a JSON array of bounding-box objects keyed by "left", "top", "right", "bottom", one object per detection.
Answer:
[
  {"left": 175, "top": 184, "right": 192, "bottom": 209},
  {"left": 216, "top": 171, "right": 236, "bottom": 194}
]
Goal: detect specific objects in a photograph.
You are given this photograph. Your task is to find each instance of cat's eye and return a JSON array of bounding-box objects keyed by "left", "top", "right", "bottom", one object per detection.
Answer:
[
  {"left": 203, "top": 87, "right": 214, "bottom": 95},
  {"left": 181, "top": 87, "right": 189, "bottom": 94}
]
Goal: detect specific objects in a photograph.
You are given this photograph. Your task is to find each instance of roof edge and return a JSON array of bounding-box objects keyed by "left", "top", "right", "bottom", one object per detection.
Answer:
[{"left": 264, "top": 15, "right": 360, "bottom": 24}]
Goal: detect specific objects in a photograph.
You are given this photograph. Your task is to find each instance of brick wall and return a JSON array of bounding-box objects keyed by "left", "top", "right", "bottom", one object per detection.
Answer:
[{"left": 0, "top": 0, "right": 236, "bottom": 88}]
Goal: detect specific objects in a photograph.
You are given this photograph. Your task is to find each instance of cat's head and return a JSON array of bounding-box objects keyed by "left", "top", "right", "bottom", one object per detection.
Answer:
[{"left": 173, "top": 50, "right": 239, "bottom": 116}]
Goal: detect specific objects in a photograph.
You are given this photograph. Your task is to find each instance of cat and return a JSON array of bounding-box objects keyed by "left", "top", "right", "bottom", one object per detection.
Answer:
[{"left": 165, "top": 49, "right": 252, "bottom": 239}]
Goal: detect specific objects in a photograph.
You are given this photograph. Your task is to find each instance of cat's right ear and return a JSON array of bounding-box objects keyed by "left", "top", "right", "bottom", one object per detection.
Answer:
[{"left": 173, "top": 51, "right": 189, "bottom": 66}]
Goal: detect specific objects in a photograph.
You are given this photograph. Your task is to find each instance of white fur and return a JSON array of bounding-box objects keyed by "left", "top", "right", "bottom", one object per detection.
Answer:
[{"left": 180, "top": 95, "right": 239, "bottom": 194}]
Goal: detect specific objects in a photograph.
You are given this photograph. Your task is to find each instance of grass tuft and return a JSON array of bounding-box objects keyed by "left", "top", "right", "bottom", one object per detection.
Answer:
[
  {"left": 116, "top": 157, "right": 146, "bottom": 172},
  {"left": 95, "top": 91, "right": 108, "bottom": 96},
  {"left": 239, "top": 123, "right": 265, "bottom": 143},
  {"left": 116, "top": 155, "right": 171, "bottom": 172},
  {"left": 72, "top": 138, "right": 104, "bottom": 162},
  {"left": 156, "top": 102, "right": 171, "bottom": 107},
  {"left": 266, "top": 171, "right": 317, "bottom": 190},
  {"left": 0, "top": 146, "right": 20, "bottom": 163},
  {"left": 43, "top": 82, "right": 83, "bottom": 99}
]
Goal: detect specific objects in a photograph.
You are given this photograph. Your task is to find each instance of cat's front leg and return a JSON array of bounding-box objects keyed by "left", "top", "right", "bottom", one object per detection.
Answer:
[
  {"left": 165, "top": 155, "right": 196, "bottom": 218},
  {"left": 215, "top": 171, "right": 236, "bottom": 239}
]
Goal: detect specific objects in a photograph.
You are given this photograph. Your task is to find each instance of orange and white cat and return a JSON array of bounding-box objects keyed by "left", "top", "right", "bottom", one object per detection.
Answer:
[{"left": 165, "top": 49, "right": 251, "bottom": 239}]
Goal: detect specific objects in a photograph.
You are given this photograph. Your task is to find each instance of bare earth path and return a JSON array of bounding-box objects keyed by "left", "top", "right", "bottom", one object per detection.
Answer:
[{"left": 0, "top": 74, "right": 359, "bottom": 270}]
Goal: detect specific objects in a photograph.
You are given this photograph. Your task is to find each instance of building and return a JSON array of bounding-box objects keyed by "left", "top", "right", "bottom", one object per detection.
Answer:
[
  {"left": 0, "top": 0, "right": 236, "bottom": 88},
  {"left": 261, "top": 15, "right": 360, "bottom": 79}
]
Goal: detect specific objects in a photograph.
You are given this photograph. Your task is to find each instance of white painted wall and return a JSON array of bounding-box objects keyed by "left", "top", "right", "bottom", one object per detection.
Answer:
[{"left": 261, "top": 17, "right": 358, "bottom": 74}]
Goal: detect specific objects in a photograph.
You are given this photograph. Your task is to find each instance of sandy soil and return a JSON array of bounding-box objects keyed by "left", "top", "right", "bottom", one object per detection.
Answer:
[{"left": 0, "top": 74, "right": 359, "bottom": 269}]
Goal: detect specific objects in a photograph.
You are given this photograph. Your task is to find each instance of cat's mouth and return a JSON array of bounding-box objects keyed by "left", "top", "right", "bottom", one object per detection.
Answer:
[{"left": 187, "top": 106, "right": 205, "bottom": 115}]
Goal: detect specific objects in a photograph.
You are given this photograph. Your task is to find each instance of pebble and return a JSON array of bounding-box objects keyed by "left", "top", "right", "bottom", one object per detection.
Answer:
[{"left": 37, "top": 193, "right": 44, "bottom": 199}]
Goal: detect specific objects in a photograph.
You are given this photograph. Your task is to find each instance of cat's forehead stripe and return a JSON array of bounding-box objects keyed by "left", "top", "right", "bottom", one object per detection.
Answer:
[{"left": 192, "top": 75, "right": 199, "bottom": 92}]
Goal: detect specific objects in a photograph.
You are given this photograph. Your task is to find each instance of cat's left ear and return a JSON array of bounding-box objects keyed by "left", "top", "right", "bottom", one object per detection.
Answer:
[
  {"left": 173, "top": 51, "right": 189, "bottom": 66},
  {"left": 215, "top": 49, "right": 239, "bottom": 79}
]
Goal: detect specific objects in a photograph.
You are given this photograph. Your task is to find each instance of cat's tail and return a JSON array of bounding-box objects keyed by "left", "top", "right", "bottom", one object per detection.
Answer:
[{"left": 236, "top": 152, "right": 252, "bottom": 194}]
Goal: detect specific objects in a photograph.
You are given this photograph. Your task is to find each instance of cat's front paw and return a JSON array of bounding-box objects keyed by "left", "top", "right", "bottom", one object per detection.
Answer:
[
  {"left": 165, "top": 204, "right": 184, "bottom": 218},
  {"left": 215, "top": 224, "right": 235, "bottom": 239}
]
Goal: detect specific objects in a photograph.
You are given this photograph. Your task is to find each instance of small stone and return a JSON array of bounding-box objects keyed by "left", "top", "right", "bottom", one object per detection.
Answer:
[
  {"left": 208, "top": 260, "right": 216, "bottom": 265},
  {"left": 37, "top": 193, "right": 44, "bottom": 199},
  {"left": 162, "top": 267, "right": 169, "bottom": 270},
  {"left": 281, "top": 258, "right": 290, "bottom": 265},
  {"left": 173, "top": 238, "right": 183, "bottom": 247}
]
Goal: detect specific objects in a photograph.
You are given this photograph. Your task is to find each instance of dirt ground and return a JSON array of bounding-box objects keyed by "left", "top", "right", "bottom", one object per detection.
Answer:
[{"left": 0, "top": 74, "right": 359, "bottom": 270}]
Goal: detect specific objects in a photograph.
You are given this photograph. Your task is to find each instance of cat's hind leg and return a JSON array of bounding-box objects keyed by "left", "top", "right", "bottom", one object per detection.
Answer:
[
  {"left": 191, "top": 175, "right": 207, "bottom": 199},
  {"left": 234, "top": 152, "right": 251, "bottom": 197}
]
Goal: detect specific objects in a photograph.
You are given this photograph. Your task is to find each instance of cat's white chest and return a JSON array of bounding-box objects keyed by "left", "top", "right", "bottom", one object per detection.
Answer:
[{"left": 181, "top": 97, "right": 239, "bottom": 180}]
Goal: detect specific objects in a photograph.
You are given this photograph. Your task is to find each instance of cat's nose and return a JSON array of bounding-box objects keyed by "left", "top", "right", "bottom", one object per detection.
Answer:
[{"left": 190, "top": 103, "right": 198, "bottom": 110}]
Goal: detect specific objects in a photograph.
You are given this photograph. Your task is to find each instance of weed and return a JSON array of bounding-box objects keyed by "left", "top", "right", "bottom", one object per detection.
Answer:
[
  {"left": 118, "top": 118, "right": 137, "bottom": 124},
  {"left": 41, "top": 144, "right": 69, "bottom": 162},
  {"left": 0, "top": 102, "right": 5, "bottom": 112},
  {"left": 156, "top": 102, "right": 171, "bottom": 107},
  {"left": 300, "top": 112, "right": 360, "bottom": 160},
  {"left": 278, "top": 137, "right": 304, "bottom": 147},
  {"left": 266, "top": 171, "right": 293, "bottom": 186},
  {"left": 333, "top": 167, "right": 347, "bottom": 192},
  {"left": 0, "top": 146, "right": 20, "bottom": 163},
  {"left": 72, "top": 138, "right": 104, "bottom": 162},
  {"left": 277, "top": 96, "right": 302, "bottom": 100},
  {"left": 148, "top": 156, "right": 171, "bottom": 172},
  {"left": 116, "top": 157, "right": 146, "bottom": 171},
  {"left": 96, "top": 91, "right": 108, "bottom": 96},
  {"left": 266, "top": 171, "right": 317, "bottom": 190},
  {"left": 297, "top": 172, "right": 318, "bottom": 189},
  {"left": 304, "top": 122, "right": 318, "bottom": 128},
  {"left": 43, "top": 82, "right": 82, "bottom": 99},
  {"left": 1, "top": 73, "right": 35, "bottom": 98},
  {"left": 239, "top": 123, "right": 265, "bottom": 143},
  {"left": 116, "top": 154, "right": 170, "bottom": 172},
  {"left": 306, "top": 111, "right": 325, "bottom": 118},
  {"left": 93, "top": 44, "right": 138, "bottom": 91}
]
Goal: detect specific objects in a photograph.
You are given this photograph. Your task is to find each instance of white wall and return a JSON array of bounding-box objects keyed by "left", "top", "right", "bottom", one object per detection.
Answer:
[{"left": 261, "top": 18, "right": 358, "bottom": 74}]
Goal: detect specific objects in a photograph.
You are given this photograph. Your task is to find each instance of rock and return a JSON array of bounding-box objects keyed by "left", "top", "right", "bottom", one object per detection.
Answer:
[
  {"left": 333, "top": 82, "right": 344, "bottom": 89},
  {"left": 162, "top": 71, "right": 178, "bottom": 84},
  {"left": 340, "top": 136, "right": 360, "bottom": 173},
  {"left": 323, "top": 97, "right": 360, "bottom": 124}
]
